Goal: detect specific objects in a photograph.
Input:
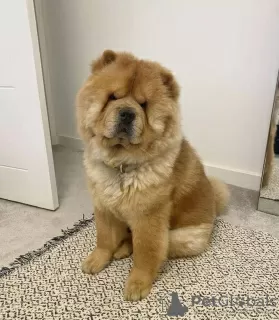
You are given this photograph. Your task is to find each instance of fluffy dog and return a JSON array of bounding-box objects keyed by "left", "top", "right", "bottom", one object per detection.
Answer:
[{"left": 76, "top": 50, "right": 229, "bottom": 301}]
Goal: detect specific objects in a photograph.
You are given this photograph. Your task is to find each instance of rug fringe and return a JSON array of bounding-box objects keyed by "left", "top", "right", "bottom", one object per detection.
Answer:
[{"left": 0, "top": 215, "right": 93, "bottom": 278}]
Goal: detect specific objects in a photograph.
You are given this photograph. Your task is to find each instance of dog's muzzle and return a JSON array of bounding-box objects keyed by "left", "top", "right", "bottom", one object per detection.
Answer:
[{"left": 116, "top": 107, "right": 135, "bottom": 137}]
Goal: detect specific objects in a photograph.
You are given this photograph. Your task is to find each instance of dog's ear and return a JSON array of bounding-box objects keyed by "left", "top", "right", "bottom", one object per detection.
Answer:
[
  {"left": 91, "top": 50, "right": 117, "bottom": 73},
  {"left": 161, "top": 69, "right": 180, "bottom": 101}
]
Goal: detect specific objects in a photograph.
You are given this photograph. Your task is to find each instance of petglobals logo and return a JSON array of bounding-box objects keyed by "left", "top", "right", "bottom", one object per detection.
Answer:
[
  {"left": 159, "top": 291, "right": 278, "bottom": 318},
  {"left": 191, "top": 293, "right": 277, "bottom": 308}
]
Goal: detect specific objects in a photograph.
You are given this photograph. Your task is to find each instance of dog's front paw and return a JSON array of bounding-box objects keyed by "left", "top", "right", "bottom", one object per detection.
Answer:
[
  {"left": 81, "top": 248, "right": 111, "bottom": 274},
  {"left": 124, "top": 269, "right": 153, "bottom": 301}
]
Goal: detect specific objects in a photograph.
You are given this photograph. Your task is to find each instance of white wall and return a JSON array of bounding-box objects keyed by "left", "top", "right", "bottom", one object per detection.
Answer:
[{"left": 42, "top": 0, "right": 279, "bottom": 190}]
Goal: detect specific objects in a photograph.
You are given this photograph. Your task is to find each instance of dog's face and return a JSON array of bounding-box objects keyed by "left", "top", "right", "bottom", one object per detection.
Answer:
[{"left": 77, "top": 50, "right": 181, "bottom": 163}]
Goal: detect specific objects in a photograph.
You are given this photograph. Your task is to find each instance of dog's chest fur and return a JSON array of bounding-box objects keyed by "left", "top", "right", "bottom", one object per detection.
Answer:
[{"left": 84, "top": 146, "right": 179, "bottom": 220}]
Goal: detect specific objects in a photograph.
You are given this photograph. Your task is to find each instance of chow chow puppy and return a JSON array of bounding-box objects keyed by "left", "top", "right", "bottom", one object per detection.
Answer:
[{"left": 76, "top": 50, "right": 229, "bottom": 301}]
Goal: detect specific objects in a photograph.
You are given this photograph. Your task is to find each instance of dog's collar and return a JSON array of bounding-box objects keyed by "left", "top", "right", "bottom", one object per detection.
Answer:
[
  {"left": 103, "top": 161, "right": 138, "bottom": 174},
  {"left": 119, "top": 164, "right": 137, "bottom": 173}
]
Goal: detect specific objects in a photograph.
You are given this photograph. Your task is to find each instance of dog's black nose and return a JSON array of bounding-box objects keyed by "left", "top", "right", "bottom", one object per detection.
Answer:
[{"left": 119, "top": 108, "right": 135, "bottom": 124}]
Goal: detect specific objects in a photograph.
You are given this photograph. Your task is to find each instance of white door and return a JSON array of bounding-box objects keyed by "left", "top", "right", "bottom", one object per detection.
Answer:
[{"left": 0, "top": 0, "right": 58, "bottom": 210}]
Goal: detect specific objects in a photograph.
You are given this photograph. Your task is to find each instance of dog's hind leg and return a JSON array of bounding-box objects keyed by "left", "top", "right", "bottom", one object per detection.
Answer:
[
  {"left": 168, "top": 223, "right": 213, "bottom": 258},
  {"left": 113, "top": 235, "right": 133, "bottom": 259}
]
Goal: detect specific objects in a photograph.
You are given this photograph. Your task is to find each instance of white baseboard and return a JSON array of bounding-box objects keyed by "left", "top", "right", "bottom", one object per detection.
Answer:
[
  {"left": 57, "top": 135, "right": 262, "bottom": 191},
  {"left": 58, "top": 135, "right": 84, "bottom": 151},
  {"left": 51, "top": 135, "right": 59, "bottom": 146},
  {"left": 204, "top": 164, "right": 261, "bottom": 191}
]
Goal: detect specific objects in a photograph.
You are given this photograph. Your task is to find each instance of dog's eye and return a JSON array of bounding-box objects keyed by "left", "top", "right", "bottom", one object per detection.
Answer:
[
  {"left": 140, "top": 101, "right": 147, "bottom": 109},
  {"left": 108, "top": 93, "right": 117, "bottom": 101}
]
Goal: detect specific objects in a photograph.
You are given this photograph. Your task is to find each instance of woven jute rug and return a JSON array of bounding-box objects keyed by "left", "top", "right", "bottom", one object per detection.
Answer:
[{"left": 1, "top": 218, "right": 279, "bottom": 320}]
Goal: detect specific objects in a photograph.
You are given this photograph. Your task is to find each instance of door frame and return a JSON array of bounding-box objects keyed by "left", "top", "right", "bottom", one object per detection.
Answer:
[
  {"left": 27, "top": 0, "right": 58, "bottom": 209},
  {"left": 33, "top": 0, "right": 58, "bottom": 146}
]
